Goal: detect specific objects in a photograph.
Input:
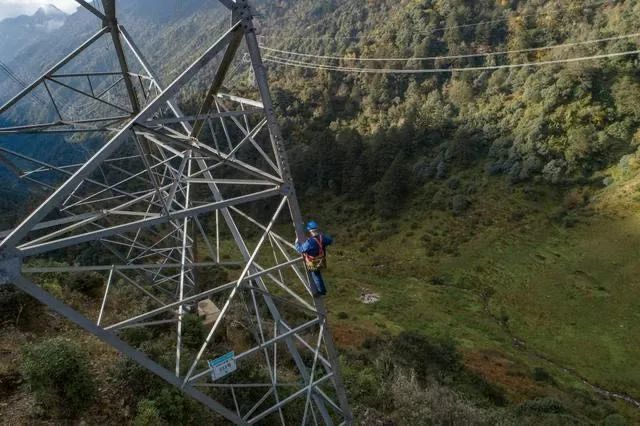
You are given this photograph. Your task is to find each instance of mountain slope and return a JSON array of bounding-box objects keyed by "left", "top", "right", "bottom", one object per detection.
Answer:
[
  {"left": 0, "top": 0, "right": 639, "bottom": 423},
  {"left": 0, "top": 5, "right": 68, "bottom": 63}
]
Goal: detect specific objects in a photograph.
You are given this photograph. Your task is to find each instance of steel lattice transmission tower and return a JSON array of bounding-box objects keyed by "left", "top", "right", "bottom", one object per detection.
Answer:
[{"left": 0, "top": 1, "right": 352, "bottom": 424}]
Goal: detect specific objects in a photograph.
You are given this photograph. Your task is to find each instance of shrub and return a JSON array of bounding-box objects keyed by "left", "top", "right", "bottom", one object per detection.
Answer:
[
  {"left": 391, "top": 331, "right": 462, "bottom": 382},
  {"left": 198, "top": 266, "right": 229, "bottom": 290},
  {"left": 532, "top": 367, "right": 554, "bottom": 383},
  {"left": 151, "top": 387, "right": 209, "bottom": 425},
  {"left": 67, "top": 272, "right": 104, "bottom": 297},
  {"left": 516, "top": 397, "right": 566, "bottom": 415},
  {"left": 120, "top": 327, "right": 154, "bottom": 348},
  {"left": 181, "top": 313, "right": 207, "bottom": 350},
  {"left": 450, "top": 194, "right": 471, "bottom": 215},
  {"left": 22, "top": 337, "right": 96, "bottom": 416},
  {"left": 112, "top": 356, "right": 161, "bottom": 397},
  {"left": 603, "top": 413, "right": 628, "bottom": 426},
  {"left": 133, "top": 399, "right": 165, "bottom": 426},
  {"left": 390, "top": 370, "right": 501, "bottom": 425}
]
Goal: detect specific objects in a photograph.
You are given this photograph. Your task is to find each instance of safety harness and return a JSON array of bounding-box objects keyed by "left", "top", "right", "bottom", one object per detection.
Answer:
[{"left": 303, "top": 235, "right": 327, "bottom": 272}]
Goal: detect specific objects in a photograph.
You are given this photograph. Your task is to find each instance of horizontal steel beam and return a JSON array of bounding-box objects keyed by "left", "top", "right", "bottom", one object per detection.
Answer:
[
  {"left": 18, "top": 187, "right": 281, "bottom": 256},
  {"left": 145, "top": 108, "right": 263, "bottom": 126},
  {"left": 0, "top": 213, "right": 97, "bottom": 239},
  {"left": 189, "top": 317, "right": 321, "bottom": 383},
  {"left": 22, "top": 260, "right": 241, "bottom": 273},
  {"left": 105, "top": 257, "right": 302, "bottom": 330}
]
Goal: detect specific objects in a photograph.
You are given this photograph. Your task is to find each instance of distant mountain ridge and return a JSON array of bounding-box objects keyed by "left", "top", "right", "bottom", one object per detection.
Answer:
[{"left": 0, "top": 5, "right": 68, "bottom": 63}]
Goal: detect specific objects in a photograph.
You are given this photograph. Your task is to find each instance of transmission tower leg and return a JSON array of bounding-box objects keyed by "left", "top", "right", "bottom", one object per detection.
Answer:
[{"left": 239, "top": 2, "right": 353, "bottom": 423}]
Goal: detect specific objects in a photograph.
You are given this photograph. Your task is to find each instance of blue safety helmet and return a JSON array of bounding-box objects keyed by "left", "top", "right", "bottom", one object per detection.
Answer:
[{"left": 306, "top": 220, "right": 319, "bottom": 232}]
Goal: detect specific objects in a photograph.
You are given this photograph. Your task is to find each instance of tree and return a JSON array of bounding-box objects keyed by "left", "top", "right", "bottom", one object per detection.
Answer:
[{"left": 374, "top": 154, "right": 412, "bottom": 218}]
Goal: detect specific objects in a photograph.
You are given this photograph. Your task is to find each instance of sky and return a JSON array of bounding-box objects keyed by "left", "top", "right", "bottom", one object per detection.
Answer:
[{"left": 0, "top": 0, "right": 79, "bottom": 20}]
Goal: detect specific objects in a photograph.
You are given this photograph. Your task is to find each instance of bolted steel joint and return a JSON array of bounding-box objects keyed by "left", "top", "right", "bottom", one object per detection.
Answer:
[
  {"left": 279, "top": 182, "right": 292, "bottom": 195},
  {"left": 0, "top": 255, "right": 21, "bottom": 285}
]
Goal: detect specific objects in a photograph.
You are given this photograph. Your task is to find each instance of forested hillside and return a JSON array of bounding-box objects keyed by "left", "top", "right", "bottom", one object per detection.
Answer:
[
  {"left": 252, "top": 0, "right": 640, "bottom": 215},
  {"left": 1, "top": 0, "right": 640, "bottom": 424}
]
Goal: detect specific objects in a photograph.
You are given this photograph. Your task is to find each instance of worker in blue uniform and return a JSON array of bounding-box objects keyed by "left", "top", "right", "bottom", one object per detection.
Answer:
[{"left": 295, "top": 220, "right": 333, "bottom": 296}]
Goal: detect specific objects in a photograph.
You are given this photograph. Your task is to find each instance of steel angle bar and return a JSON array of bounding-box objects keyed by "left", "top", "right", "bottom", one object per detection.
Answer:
[
  {"left": 7, "top": 274, "right": 243, "bottom": 424},
  {"left": 244, "top": 265, "right": 315, "bottom": 313},
  {"left": 131, "top": 131, "right": 170, "bottom": 215},
  {"left": 186, "top": 178, "right": 274, "bottom": 186},
  {"left": 242, "top": 9, "right": 352, "bottom": 422},
  {"left": 95, "top": 76, "right": 124, "bottom": 98},
  {"left": 194, "top": 383, "right": 300, "bottom": 389},
  {"left": 247, "top": 373, "right": 335, "bottom": 425},
  {"left": 118, "top": 25, "right": 195, "bottom": 136},
  {"left": 42, "top": 80, "right": 63, "bottom": 120},
  {"left": 229, "top": 206, "right": 295, "bottom": 250},
  {"left": 0, "top": 27, "right": 109, "bottom": 114},
  {"left": 17, "top": 187, "right": 281, "bottom": 257},
  {"left": 105, "top": 255, "right": 299, "bottom": 331},
  {"left": 22, "top": 261, "right": 238, "bottom": 274},
  {"left": 302, "top": 325, "right": 325, "bottom": 424},
  {"left": 0, "top": 115, "right": 131, "bottom": 134},
  {"left": 145, "top": 109, "right": 263, "bottom": 126},
  {"left": 137, "top": 122, "right": 281, "bottom": 183},
  {"left": 175, "top": 150, "right": 193, "bottom": 375},
  {"left": 132, "top": 131, "right": 186, "bottom": 159},
  {"left": 0, "top": 213, "right": 97, "bottom": 239},
  {"left": 115, "top": 269, "right": 168, "bottom": 306},
  {"left": 243, "top": 278, "right": 285, "bottom": 423},
  {"left": 229, "top": 207, "right": 310, "bottom": 294},
  {"left": 41, "top": 184, "right": 172, "bottom": 242},
  {"left": 0, "top": 23, "right": 241, "bottom": 252},
  {"left": 0, "top": 147, "right": 154, "bottom": 207},
  {"left": 191, "top": 27, "right": 244, "bottom": 138},
  {"left": 97, "top": 265, "right": 115, "bottom": 325},
  {"left": 52, "top": 71, "right": 122, "bottom": 77},
  {"left": 74, "top": 0, "right": 106, "bottom": 20},
  {"left": 165, "top": 155, "right": 190, "bottom": 208},
  {"left": 189, "top": 317, "right": 322, "bottom": 383},
  {"left": 118, "top": 319, "right": 178, "bottom": 329},
  {"left": 182, "top": 196, "right": 289, "bottom": 384},
  {"left": 217, "top": 102, "right": 279, "bottom": 174},
  {"left": 242, "top": 388, "right": 274, "bottom": 422},
  {"left": 194, "top": 218, "right": 217, "bottom": 261},
  {"left": 217, "top": 93, "right": 264, "bottom": 109},
  {"left": 46, "top": 77, "right": 133, "bottom": 114},
  {"left": 105, "top": 210, "right": 160, "bottom": 218},
  {"left": 217, "top": 0, "right": 236, "bottom": 10},
  {"left": 282, "top": 322, "right": 331, "bottom": 371},
  {"left": 214, "top": 100, "right": 234, "bottom": 152},
  {"left": 102, "top": 0, "right": 141, "bottom": 114}
]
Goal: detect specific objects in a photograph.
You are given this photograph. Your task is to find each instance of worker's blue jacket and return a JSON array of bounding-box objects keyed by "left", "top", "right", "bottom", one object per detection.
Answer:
[{"left": 295, "top": 234, "right": 333, "bottom": 257}]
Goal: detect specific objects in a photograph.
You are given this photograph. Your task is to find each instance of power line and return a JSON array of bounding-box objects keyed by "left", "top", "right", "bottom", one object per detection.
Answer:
[
  {"left": 0, "top": 60, "right": 48, "bottom": 105},
  {"left": 260, "top": 31, "right": 640, "bottom": 62},
  {"left": 256, "top": 0, "right": 610, "bottom": 41},
  {"left": 262, "top": 48, "right": 640, "bottom": 74}
]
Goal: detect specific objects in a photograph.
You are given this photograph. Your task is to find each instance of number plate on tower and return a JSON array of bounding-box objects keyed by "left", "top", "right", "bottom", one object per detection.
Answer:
[{"left": 208, "top": 351, "right": 237, "bottom": 381}]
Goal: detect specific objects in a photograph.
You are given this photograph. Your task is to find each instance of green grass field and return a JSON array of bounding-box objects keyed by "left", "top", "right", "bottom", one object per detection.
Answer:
[{"left": 306, "top": 173, "right": 640, "bottom": 420}]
